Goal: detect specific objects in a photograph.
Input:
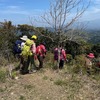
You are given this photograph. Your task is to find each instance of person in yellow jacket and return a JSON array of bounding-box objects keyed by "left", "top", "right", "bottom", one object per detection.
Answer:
[
  {"left": 29, "top": 35, "right": 37, "bottom": 73},
  {"left": 20, "top": 36, "right": 30, "bottom": 74},
  {"left": 20, "top": 35, "right": 37, "bottom": 74}
]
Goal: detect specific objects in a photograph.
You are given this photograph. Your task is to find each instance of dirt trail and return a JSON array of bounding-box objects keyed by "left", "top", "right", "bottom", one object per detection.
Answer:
[{"left": 0, "top": 68, "right": 100, "bottom": 100}]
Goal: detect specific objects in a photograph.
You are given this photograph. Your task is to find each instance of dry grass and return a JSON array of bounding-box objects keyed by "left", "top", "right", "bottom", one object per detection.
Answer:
[
  {"left": 0, "top": 53, "right": 100, "bottom": 100},
  {"left": 0, "top": 66, "right": 100, "bottom": 100}
]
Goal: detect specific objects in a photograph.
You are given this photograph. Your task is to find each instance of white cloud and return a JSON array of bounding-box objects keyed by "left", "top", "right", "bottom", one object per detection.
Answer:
[
  {"left": 79, "top": 7, "right": 100, "bottom": 22},
  {"left": 2, "top": 10, "right": 29, "bottom": 15},
  {"left": 0, "top": 6, "right": 44, "bottom": 17},
  {"left": 91, "top": 0, "right": 100, "bottom": 6},
  {"left": 92, "top": 7, "right": 100, "bottom": 13},
  {"left": 0, "top": 5, "right": 29, "bottom": 15},
  {"left": 78, "top": 0, "right": 100, "bottom": 21},
  {"left": 95, "top": 0, "right": 100, "bottom": 3},
  {"left": 7, "top": 6, "right": 20, "bottom": 9}
]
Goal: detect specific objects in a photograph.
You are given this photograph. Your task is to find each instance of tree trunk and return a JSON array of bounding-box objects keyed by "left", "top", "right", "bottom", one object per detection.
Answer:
[{"left": 57, "top": 45, "right": 60, "bottom": 71}]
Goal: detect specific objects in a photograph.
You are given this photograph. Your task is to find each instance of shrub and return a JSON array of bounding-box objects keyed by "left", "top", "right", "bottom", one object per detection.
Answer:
[
  {"left": 0, "top": 56, "right": 8, "bottom": 66},
  {"left": 0, "top": 70, "right": 6, "bottom": 83},
  {"left": 74, "top": 55, "right": 85, "bottom": 65},
  {"left": 43, "top": 76, "right": 48, "bottom": 80},
  {"left": 66, "top": 54, "right": 73, "bottom": 63},
  {"left": 73, "top": 55, "right": 86, "bottom": 74},
  {"left": 19, "top": 95, "right": 26, "bottom": 100},
  {"left": 11, "top": 71, "right": 18, "bottom": 79},
  {"left": 54, "top": 79, "right": 67, "bottom": 86},
  {"left": 45, "top": 52, "right": 54, "bottom": 63},
  {"left": 24, "top": 84, "right": 34, "bottom": 91}
]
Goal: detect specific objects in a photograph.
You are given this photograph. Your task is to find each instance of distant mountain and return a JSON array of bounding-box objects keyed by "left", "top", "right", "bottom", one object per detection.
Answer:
[
  {"left": 46, "top": 24, "right": 100, "bottom": 44},
  {"left": 86, "top": 30, "right": 100, "bottom": 44},
  {"left": 84, "top": 19, "right": 100, "bottom": 30}
]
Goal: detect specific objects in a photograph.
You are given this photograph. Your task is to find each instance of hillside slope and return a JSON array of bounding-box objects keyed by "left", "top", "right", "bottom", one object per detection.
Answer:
[{"left": 0, "top": 68, "right": 100, "bottom": 100}]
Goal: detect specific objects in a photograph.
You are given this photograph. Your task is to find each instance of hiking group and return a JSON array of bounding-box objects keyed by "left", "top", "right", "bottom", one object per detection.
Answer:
[
  {"left": 13, "top": 35, "right": 67, "bottom": 75},
  {"left": 13, "top": 35, "right": 46, "bottom": 74},
  {"left": 13, "top": 35, "right": 99, "bottom": 75}
]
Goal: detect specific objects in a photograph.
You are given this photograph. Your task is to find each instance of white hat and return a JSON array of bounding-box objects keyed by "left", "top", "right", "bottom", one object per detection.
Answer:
[{"left": 20, "top": 35, "right": 28, "bottom": 41}]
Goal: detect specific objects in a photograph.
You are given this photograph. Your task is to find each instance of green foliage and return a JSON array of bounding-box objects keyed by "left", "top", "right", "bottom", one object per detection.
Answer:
[
  {"left": 65, "top": 41, "right": 85, "bottom": 58},
  {"left": 36, "top": 29, "right": 55, "bottom": 50},
  {"left": 19, "top": 95, "right": 26, "bottom": 100},
  {"left": 0, "top": 69, "right": 6, "bottom": 83},
  {"left": 74, "top": 55, "right": 85, "bottom": 65},
  {"left": 0, "top": 88, "right": 6, "bottom": 92},
  {"left": 72, "top": 55, "right": 86, "bottom": 74},
  {"left": 24, "top": 84, "right": 34, "bottom": 91},
  {"left": 0, "top": 21, "right": 17, "bottom": 48},
  {"left": 66, "top": 54, "right": 73, "bottom": 63},
  {"left": 17, "top": 24, "right": 34, "bottom": 37},
  {"left": 91, "top": 74, "right": 100, "bottom": 81},
  {"left": 90, "top": 58, "right": 100, "bottom": 74},
  {"left": 45, "top": 52, "right": 54, "bottom": 68},
  {"left": 11, "top": 71, "right": 18, "bottom": 79},
  {"left": 89, "top": 36, "right": 100, "bottom": 44},
  {"left": 54, "top": 79, "right": 67, "bottom": 86},
  {"left": 43, "top": 76, "right": 48, "bottom": 80},
  {"left": 0, "top": 56, "right": 8, "bottom": 66},
  {"left": 91, "top": 44, "right": 100, "bottom": 57}
]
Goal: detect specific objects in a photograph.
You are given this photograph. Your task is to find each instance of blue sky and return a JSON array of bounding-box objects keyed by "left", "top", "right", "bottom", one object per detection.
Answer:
[
  {"left": 0, "top": 0, "right": 100, "bottom": 29},
  {"left": 0, "top": 0, "right": 50, "bottom": 25}
]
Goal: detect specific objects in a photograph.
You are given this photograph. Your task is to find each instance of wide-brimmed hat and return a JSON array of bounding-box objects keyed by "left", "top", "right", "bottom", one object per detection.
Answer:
[
  {"left": 87, "top": 53, "right": 95, "bottom": 58},
  {"left": 20, "top": 35, "right": 28, "bottom": 41}
]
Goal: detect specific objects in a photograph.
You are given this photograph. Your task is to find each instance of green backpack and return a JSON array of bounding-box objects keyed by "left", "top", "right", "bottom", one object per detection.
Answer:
[{"left": 21, "top": 39, "right": 34, "bottom": 57}]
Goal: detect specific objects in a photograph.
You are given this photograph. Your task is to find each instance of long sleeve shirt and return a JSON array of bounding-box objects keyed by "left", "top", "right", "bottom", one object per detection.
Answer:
[
  {"left": 54, "top": 48, "right": 66, "bottom": 61},
  {"left": 31, "top": 42, "right": 36, "bottom": 54},
  {"left": 21, "top": 42, "right": 25, "bottom": 50},
  {"left": 36, "top": 44, "right": 46, "bottom": 56}
]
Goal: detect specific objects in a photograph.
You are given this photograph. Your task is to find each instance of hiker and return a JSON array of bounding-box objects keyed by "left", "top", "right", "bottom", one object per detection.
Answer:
[
  {"left": 13, "top": 35, "right": 28, "bottom": 71},
  {"left": 13, "top": 39, "right": 22, "bottom": 58},
  {"left": 29, "top": 35, "right": 37, "bottom": 73},
  {"left": 54, "top": 46, "right": 66, "bottom": 69},
  {"left": 20, "top": 36, "right": 30, "bottom": 74},
  {"left": 85, "top": 53, "right": 95, "bottom": 75},
  {"left": 20, "top": 35, "right": 29, "bottom": 70},
  {"left": 95, "top": 56, "right": 100, "bottom": 72},
  {"left": 96, "top": 55, "right": 100, "bottom": 68},
  {"left": 36, "top": 43, "right": 47, "bottom": 69},
  {"left": 13, "top": 35, "right": 28, "bottom": 56},
  {"left": 20, "top": 35, "right": 28, "bottom": 50}
]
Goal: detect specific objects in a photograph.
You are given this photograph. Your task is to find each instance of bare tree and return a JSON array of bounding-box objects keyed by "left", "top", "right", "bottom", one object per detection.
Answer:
[
  {"left": 41, "top": 0, "right": 90, "bottom": 44},
  {"left": 32, "top": 0, "right": 91, "bottom": 70}
]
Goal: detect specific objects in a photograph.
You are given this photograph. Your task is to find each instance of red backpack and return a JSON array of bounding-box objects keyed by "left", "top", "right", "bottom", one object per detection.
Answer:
[{"left": 36, "top": 44, "right": 46, "bottom": 56}]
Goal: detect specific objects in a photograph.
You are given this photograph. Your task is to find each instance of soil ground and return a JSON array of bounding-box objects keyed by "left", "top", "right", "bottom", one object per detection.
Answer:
[{"left": 0, "top": 66, "right": 100, "bottom": 100}]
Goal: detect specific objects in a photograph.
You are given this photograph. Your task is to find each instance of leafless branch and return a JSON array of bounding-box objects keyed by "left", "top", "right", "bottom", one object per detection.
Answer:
[{"left": 30, "top": 0, "right": 91, "bottom": 44}]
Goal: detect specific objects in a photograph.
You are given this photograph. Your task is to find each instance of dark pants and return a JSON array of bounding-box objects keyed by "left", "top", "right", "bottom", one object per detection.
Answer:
[
  {"left": 29, "top": 55, "right": 37, "bottom": 71},
  {"left": 20, "top": 56, "right": 30, "bottom": 74},
  {"left": 59, "top": 60, "right": 64, "bottom": 69},
  {"left": 37, "top": 55, "right": 44, "bottom": 69}
]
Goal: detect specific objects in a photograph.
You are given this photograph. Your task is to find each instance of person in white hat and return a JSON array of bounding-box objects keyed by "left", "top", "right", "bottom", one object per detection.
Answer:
[
  {"left": 20, "top": 35, "right": 28, "bottom": 50},
  {"left": 20, "top": 35, "right": 28, "bottom": 41},
  {"left": 20, "top": 35, "right": 29, "bottom": 74},
  {"left": 14, "top": 35, "right": 28, "bottom": 72}
]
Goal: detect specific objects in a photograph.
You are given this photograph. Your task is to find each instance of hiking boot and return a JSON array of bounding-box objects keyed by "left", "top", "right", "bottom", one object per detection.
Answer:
[
  {"left": 33, "top": 70, "right": 37, "bottom": 73},
  {"left": 29, "top": 70, "right": 37, "bottom": 74}
]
